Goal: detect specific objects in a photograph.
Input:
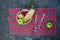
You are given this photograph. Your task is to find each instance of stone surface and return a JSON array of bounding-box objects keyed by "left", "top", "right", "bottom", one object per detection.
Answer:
[{"left": 0, "top": 0, "right": 60, "bottom": 40}]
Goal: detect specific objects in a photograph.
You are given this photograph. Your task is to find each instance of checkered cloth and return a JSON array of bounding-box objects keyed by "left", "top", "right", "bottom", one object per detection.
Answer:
[{"left": 8, "top": 8, "right": 56, "bottom": 36}]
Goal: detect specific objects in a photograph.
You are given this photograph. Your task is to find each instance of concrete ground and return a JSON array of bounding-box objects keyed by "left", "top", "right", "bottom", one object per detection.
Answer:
[{"left": 0, "top": 0, "right": 60, "bottom": 40}]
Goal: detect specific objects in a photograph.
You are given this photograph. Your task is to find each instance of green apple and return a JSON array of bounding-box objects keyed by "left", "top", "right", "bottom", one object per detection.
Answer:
[
  {"left": 47, "top": 22, "right": 52, "bottom": 29},
  {"left": 17, "top": 18, "right": 24, "bottom": 25}
]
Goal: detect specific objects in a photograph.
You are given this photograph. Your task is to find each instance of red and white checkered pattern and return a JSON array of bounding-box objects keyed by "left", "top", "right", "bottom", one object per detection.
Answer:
[{"left": 8, "top": 8, "right": 56, "bottom": 36}]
